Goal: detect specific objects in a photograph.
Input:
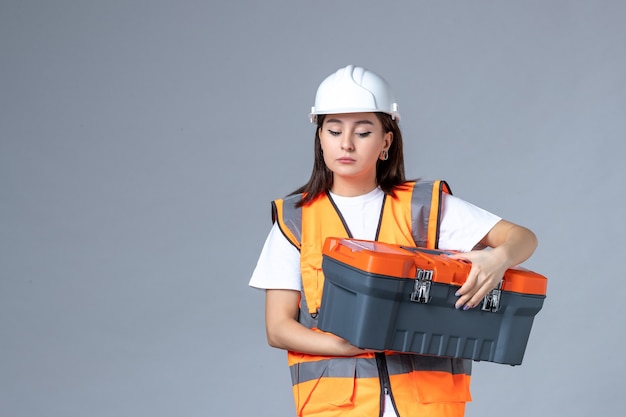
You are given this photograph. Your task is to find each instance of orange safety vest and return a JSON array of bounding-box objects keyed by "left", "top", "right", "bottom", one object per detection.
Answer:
[{"left": 272, "top": 181, "right": 472, "bottom": 417}]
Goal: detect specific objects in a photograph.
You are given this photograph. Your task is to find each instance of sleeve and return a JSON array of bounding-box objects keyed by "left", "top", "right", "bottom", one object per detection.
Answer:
[
  {"left": 438, "top": 193, "right": 502, "bottom": 252},
  {"left": 248, "top": 222, "right": 302, "bottom": 291}
]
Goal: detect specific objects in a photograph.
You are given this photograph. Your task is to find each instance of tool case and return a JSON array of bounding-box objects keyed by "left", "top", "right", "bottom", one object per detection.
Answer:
[{"left": 317, "top": 238, "right": 547, "bottom": 365}]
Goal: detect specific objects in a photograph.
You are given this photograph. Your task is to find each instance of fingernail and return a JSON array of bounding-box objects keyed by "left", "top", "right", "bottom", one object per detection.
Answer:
[
  {"left": 463, "top": 305, "right": 470, "bottom": 311},
  {"left": 455, "top": 291, "right": 460, "bottom": 296}
]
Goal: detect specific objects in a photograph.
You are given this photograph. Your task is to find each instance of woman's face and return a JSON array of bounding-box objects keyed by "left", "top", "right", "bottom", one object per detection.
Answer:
[{"left": 319, "top": 112, "right": 393, "bottom": 195}]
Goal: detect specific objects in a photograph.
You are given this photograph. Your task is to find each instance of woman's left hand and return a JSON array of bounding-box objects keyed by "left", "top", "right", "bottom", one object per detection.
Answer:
[
  {"left": 447, "top": 219, "right": 538, "bottom": 310},
  {"left": 448, "top": 249, "right": 508, "bottom": 310}
]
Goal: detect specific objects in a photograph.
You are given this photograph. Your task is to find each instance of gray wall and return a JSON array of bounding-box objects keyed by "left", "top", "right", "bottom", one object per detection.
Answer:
[{"left": 1, "top": 1, "right": 624, "bottom": 416}]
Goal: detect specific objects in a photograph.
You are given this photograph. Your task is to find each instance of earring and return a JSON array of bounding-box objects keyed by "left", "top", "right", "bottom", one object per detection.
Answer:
[{"left": 381, "top": 149, "right": 389, "bottom": 161}]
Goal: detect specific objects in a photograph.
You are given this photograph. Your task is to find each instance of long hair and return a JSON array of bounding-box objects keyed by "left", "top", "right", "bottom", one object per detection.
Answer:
[{"left": 291, "top": 113, "right": 406, "bottom": 207}]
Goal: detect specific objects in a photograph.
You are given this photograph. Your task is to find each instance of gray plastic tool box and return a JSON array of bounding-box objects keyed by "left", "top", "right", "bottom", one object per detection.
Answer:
[{"left": 317, "top": 238, "right": 547, "bottom": 365}]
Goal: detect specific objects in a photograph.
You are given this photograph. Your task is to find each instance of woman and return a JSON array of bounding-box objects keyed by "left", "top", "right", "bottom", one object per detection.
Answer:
[{"left": 249, "top": 65, "right": 537, "bottom": 417}]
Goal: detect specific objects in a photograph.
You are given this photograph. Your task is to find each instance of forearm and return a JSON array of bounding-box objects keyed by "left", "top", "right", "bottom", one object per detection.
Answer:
[
  {"left": 485, "top": 221, "right": 538, "bottom": 268},
  {"left": 265, "top": 289, "right": 365, "bottom": 356},
  {"left": 267, "top": 316, "right": 360, "bottom": 356}
]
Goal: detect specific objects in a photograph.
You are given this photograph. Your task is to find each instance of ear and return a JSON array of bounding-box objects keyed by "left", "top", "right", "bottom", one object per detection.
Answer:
[{"left": 383, "top": 131, "right": 393, "bottom": 150}]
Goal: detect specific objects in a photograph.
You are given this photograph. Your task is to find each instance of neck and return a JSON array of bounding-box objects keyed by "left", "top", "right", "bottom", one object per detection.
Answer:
[{"left": 330, "top": 178, "right": 378, "bottom": 197}]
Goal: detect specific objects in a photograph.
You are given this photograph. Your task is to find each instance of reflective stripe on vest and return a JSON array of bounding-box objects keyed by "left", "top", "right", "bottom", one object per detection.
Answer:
[
  {"left": 271, "top": 193, "right": 303, "bottom": 249},
  {"left": 411, "top": 180, "right": 450, "bottom": 248},
  {"left": 291, "top": 355, "right": 471, "bottom": 386}
]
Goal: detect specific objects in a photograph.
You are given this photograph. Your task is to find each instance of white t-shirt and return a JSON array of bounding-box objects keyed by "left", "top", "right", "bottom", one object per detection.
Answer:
[{"left": 249, "top": 187, "right": 501, "bottom": 290}]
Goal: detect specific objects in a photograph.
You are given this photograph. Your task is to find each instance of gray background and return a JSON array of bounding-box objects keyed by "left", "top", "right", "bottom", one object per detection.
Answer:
[{"left": 1, "top": 1, "right": 624, "bottom": 416}]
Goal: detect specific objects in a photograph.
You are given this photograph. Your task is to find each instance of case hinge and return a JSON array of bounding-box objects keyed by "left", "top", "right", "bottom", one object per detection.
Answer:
[
  {"left": 410, "top": 269, "right": 434, "bottom": 303},
  {"left": 481, "top": 280, "right": 503, "bottom": 312}
]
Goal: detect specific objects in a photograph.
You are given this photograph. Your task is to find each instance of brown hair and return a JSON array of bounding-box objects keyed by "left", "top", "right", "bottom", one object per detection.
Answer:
[{"left": 290, "top": 112, "right": 406, "bottom": 207}]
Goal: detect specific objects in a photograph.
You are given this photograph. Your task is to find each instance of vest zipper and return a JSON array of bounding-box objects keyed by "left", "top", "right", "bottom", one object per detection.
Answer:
[{"left": 375, "top": 352, "right": 399, "bottom": 416}]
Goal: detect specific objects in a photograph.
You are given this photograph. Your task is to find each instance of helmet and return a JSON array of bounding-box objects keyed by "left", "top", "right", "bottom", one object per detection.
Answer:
[{"left": 309, "top": 65, "right": 400, "bottom": 123}]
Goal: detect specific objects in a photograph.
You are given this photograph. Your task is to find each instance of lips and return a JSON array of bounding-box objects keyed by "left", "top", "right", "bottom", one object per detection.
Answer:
[{"left": 337, "top": 157, "right": 356, "bottom": 163}]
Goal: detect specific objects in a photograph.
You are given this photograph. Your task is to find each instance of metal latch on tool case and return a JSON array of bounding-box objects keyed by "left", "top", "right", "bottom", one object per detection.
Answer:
[
  {"left": 481, "top": 280, "right": 503, "bottom": 312},
  {"left": 410, "top": 269, "right": 433, "bottom": 303}
]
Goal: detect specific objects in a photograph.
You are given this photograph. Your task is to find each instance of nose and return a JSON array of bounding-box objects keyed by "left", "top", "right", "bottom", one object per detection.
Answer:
[{"left": 340, "top": 132, "right": 354, "bottom": 151}]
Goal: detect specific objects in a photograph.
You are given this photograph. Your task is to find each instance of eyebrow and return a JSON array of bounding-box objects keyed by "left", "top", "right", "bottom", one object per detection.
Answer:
[{"left": 325, "top": 118, "right": 375, "bottom": 126}]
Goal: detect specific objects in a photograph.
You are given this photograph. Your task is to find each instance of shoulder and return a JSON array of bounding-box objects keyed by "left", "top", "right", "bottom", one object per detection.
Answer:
[
  {"left": 271, "top": 193, "right": 305, "bottom": 248},
  {"left": 273, "top": 192, "right": 303, "bottom": 206},
  {"left": 438, "top": 194, "right": 501, "bottom": 251},
  {"left": 272, "top": 193, "right": 303, "bottom": 218},
  {"left": 249, "top": 222, "right": 302, "bottom": 290},
  {"left": 391, "top": 180, "right": 451, "bottom": 201}
]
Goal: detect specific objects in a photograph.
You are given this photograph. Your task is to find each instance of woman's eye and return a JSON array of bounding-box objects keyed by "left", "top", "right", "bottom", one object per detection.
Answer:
[
  {"left": 357, "top": 132, "right": 372, "bottom": 138},
  {"left": 328, "top": 130, "right": 341, "bottom": 136}
]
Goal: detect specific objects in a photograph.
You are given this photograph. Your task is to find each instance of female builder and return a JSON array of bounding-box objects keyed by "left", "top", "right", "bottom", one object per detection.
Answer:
[{"left": 249, "top": 65, "right": 538, "bottom": 417}]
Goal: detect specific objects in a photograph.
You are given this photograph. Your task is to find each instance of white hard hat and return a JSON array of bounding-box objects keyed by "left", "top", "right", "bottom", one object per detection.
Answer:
[{"left": 309, "top": 65, "right": 400, "bottom": 123}]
